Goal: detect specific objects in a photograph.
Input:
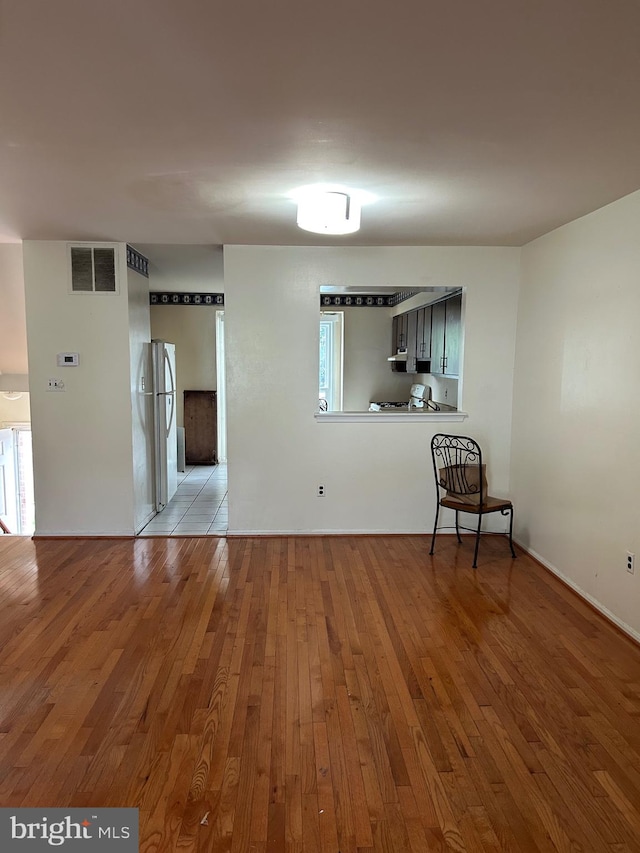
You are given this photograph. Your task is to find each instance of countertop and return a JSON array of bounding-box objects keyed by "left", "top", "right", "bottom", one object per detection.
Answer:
[{"left": 315, "top": 405, "right": 467, "bottom": 423}]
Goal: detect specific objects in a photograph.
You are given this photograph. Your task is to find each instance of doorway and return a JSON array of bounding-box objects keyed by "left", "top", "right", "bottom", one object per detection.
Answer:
[
  {"left": 0, "top": 424, "right": 35, "bottom": 535},
  {"left": 140, "top": 304, "right": 227, "bottom": 537},
  {"left": 139, "top": 462, "right": 227, "bottom": 536}
]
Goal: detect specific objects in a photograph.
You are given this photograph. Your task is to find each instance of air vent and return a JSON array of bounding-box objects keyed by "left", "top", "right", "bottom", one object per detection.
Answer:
[{"left": 69, "top": 246, "right": 117, "bottom": 293}]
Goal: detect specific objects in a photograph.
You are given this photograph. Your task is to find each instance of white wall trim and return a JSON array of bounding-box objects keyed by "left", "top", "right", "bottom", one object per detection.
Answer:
[
  {"left": 518, "top": 541, "right": 640, "bottom": 646},
  {"left": 34, "top": 529, "right": 136, "bottom": 537},
  {"left": 227, "top": 528, "right": 431, "bottom": 536}
]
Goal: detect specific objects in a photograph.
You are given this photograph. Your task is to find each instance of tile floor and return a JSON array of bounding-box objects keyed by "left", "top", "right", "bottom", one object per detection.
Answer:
[{"left": 139, "top": 463, "right": 227, "bottom": 536}]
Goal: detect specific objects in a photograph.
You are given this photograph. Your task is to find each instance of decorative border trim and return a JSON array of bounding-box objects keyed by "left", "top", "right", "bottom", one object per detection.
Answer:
[
  {"left": 126, "top": 245, "right": 149, "bottom": 278},
  {"left": 320, "top": 290, "right": 418, "bottom": 308},
  {"left": 150, "top": 291, "right": 412, "bottom": 308},
  {"left": 387, "top": 290, "right": 419, "bottom": 306},
  {"left": 150, "top": 292, "right": 225, "bottom": 306},
  {"left": 321, "top": 294, "right": 389, "bottom": 307}
]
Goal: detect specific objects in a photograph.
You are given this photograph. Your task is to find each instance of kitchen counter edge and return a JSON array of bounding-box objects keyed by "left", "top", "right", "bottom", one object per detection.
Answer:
[{"left": 315, "top": 411, "right": 468, "bottom": 423}]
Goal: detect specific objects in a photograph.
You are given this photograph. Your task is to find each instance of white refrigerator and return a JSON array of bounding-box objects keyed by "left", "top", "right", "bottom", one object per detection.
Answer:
[{"left": 152, "top": 340, "right": 178, "bottom": 512}]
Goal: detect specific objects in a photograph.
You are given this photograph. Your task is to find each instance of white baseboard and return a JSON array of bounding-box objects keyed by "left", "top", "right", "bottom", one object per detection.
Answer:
[
  {"left": 226, "top": 528, "right": 422, "bottom": 537},
  {"left": 518, "top": 541, "right": 640, "bottom": 646},
  {"left": 33, "top": 530, "right": 135, "bottom": 538}
]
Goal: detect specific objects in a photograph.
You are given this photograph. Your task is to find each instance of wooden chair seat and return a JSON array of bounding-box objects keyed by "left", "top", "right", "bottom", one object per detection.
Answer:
[{"left": 440, "top": 495, "right": 513, "bottom": 514}]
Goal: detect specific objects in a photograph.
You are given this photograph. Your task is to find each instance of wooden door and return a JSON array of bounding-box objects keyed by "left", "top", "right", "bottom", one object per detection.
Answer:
[{"left": 184, "top": 391, "right": 217, "bottom": 464}]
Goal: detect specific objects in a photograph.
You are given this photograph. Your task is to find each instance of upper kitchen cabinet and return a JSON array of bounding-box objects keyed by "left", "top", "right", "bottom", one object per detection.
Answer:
[
  {"left": 391, "top": 312, "right": 410, "bottom": 373},
  {"left": 430, "top": 294, "right": 461, "bottom": 376},
  {"left": 389, "top": 291, "right": 461, "bottom": 375},
  {"left": 416, "top": 306, "right": 432, "bottom": 363},
  {"left": 406, "top": 305, "right": 432, "bottom": 374},
  {"left": 406, "top": 310, "right": 418, "bottom": 373},
  {"left": 392, "top": 312, "right": 408, "bottom": 352}
]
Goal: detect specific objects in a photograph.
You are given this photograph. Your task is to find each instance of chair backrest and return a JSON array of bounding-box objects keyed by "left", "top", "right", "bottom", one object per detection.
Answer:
[{"left": 431, "top": 433, "right": 486, "bottom": 504}]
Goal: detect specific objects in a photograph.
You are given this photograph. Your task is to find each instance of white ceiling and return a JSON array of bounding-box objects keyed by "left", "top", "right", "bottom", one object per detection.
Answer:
[{"left": 2, "top": 1, "right": 640, "bottom": 247}]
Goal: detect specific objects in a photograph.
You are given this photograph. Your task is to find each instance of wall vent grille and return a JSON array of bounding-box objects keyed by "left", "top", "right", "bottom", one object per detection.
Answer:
[{"left": 69, "top": 246, "right": 117, "bottom": 293}]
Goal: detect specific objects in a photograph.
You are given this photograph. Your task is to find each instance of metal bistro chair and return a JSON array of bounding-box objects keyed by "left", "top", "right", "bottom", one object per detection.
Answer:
[{"left": 429, "top": 433, "right": 516, "bottom": 568}]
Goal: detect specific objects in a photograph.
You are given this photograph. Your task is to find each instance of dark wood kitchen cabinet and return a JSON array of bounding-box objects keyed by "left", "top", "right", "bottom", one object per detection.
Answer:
[
  {"left": 389, "top": 293, "right": 460, "bottom": 375},
  {"left": 430, "top": 294, "right": 461, "bottom": 376},
  {"left": 405, "top": 310, "right": 418, "bottom": 373},
  {"left": 406, "top": 308, "right": 431, "bottom": 373},
  {"left": 391, "top": 313, "right": 410, "bottom": 372},
  {"left": 416, "top": 305, "right": 432, "bottom": 363},
  {"left": 184, "top": 390, "right": 217, "bottom": 464},
  {"left": 392, "top": 313, "right": 408, "bottom": 352}
]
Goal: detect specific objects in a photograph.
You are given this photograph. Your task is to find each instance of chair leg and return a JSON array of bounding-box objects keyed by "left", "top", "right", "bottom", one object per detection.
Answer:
[
  {"left": 455, "top": 510, "right": 461, "bottom": 543},
  {"left": 472, "top": 512, "right": 482, "bottom": 568},
  {"left": 429, "top": 504, "right": 440, "bottom": 555},
  {"left": 508, "top": 507, "right": 516, "bottom": 558}
]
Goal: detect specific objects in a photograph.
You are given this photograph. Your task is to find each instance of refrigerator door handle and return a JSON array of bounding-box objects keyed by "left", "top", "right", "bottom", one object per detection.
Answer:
[{"left": 163, "top": 348, "right": 176, "bottom": 436}]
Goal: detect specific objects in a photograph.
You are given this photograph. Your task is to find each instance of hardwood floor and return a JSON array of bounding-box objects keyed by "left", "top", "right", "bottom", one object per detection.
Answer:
[{"left": 1, "top": 534, "right": 640, "bottom": 852}]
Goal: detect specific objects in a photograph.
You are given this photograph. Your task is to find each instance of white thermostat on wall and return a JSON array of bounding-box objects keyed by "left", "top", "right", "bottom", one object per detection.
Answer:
[{"left": 57, "top": 352, "right": 79, "bottom": 366}]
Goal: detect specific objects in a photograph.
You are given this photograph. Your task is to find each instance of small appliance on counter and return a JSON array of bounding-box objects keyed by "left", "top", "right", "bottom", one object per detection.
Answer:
[
  {"left": 409, "top": 383, "right": 440, "bottom": 410},
  {"left": 409, "top": 383, "right": 427, "bottom": 408}
]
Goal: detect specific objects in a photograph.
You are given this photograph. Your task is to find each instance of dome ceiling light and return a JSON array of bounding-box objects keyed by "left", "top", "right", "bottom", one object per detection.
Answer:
[{"left": 297, "top": 190, "right": 360, "bottom": 235}]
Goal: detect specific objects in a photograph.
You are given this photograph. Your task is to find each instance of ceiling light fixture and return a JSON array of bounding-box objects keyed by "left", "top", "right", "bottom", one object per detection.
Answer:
[{"left": 297, "top": 190, "right": 361, "bottom": 235}]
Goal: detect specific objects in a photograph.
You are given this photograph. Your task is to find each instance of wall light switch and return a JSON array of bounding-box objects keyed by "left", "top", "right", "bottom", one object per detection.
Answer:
[{"left": 47, "top": 378, "right": 65, "bottom": 391}]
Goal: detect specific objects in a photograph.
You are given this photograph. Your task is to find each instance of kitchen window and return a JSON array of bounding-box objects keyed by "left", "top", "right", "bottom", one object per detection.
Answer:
[{"left": 319, "top": 312, "right": 344, "bottom": 411}]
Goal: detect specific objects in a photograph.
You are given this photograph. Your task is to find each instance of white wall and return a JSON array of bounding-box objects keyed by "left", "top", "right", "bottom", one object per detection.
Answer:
[
  {"left": 512, "top": 189, "right": 640, "bottom": 640},
  {"left": 0, "top": 393, "right": 31, "bottom": 425},
  {"left": 138, "top": 244, "right": 224, "bottom": 292},
  {"left": 224, "top": 246, "right": 520, "bottom": 534},
  {"left": 23, "top": 241, "right": 139, "bottom": 535},
  {"left": 0, "top": 245, "right": 31, "bottom": 424},
  {"left": 0, "top": 243, "right": 28, "bottom": 375},
  {"left": 150, "top": 305, "right": 217, "bottom": 428}
]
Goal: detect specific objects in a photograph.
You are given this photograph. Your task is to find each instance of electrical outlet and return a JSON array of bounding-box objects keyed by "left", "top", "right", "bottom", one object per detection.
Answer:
[
  {"left": 317, "top": 484, "right": 325, "bottom": 497},
  {"left": 627, "top": 552, "right": 635, "bottom": 574}
]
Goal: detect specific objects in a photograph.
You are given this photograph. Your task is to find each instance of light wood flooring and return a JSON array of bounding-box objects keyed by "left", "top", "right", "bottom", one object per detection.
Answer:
[{"left": 1, "top": 533, "right": 640, "bottom": 852}]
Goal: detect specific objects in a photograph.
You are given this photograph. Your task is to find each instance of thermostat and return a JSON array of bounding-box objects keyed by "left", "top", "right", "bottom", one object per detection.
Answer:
[{"left": 57, "top": 352, "right": 79, "bottom": 366}]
